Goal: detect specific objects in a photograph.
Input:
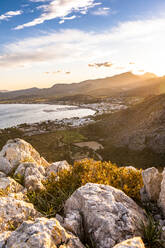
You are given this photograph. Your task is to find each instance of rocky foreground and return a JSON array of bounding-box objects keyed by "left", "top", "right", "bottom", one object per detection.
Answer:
[{"left": 0, "top": 139, "right": 164, "bottom": 247}]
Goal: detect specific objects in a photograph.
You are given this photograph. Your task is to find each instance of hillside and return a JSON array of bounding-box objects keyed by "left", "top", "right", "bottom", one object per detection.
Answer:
[
  {"left": 0, "top": 72, "right": 161, "bottom": 101},
  {"left": 100, "top": 94, "right": 165, "bottom": 152}
]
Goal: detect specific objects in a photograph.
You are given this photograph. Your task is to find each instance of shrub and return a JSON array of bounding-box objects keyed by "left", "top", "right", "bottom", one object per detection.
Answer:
[{"left": 27, "top": 159, "right": 143, "bottom": 217}]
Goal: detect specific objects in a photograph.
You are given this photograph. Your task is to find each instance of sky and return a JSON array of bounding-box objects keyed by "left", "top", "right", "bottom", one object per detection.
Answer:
[{"left": 0, "top": 0, "right": 165, "bottom": 90}]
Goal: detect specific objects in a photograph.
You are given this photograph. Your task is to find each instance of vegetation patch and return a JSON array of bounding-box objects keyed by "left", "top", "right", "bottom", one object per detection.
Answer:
[
  {"left": 139, "top": 214, "right": 165, "bottom": 248},
  {"left": 27, "top": 159, "right": 143, "bottom": 217}
]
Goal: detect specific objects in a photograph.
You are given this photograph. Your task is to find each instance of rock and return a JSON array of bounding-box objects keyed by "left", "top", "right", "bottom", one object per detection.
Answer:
[
  {"left": 46, "top": 160, "right": 70, "bottom": 177},
  {"left": 0, "top": 157, "right": 12, "bottom": 175},
  {"left": 0, "top": 231, "right": 11, "bottom": 247},
  {"left": 140, "top": 187, "right": 149, "bottom": 202},
  {"left": 56, "top": 214, "right": 64, "bottom": 225},
  {"left": 142, "top": 167, "right": 162, "bottom": 201},
  {"left": 0, "top": 196, "right": 41, "bottom": 231},
  {"left": 0, "top": 139, "right": 49, "bottom": 175},
  {"left": 112, "top": 237, "right": 145, "bottom": 248},
  {"left": 64, "top": 183, "right": 147, "bottom": 248},
  {"left": 159, "top": 169, "right": 165, "bottom": 216},
  {"left": 0, "top": 171, "right": 6, "bottom": 178},
  {"left": 124, "top": 166, "right": 138, "bottom": 172},
  {"left": 0, "top": 177, "right": 24, "bottom": 194},
  {"left": 14, "top": 162, "right": 46, "bottom": 191},
  {"left": 5, "top": 217, "right": 84, "bottom": 248},
  {"left": 161, "top": 226, "right": 165, "bottom": 240}
]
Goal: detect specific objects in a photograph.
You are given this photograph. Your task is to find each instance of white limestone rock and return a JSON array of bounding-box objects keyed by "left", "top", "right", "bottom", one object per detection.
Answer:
[
  {"left": 0, "top": 231, "right": 11, "bottom": 248},
  {"left": 0, "top": 171, "right": 7, "bottom": 178},
  {"left": 64, "top": 183, "right": 147, "bottom": 248},
  {"left": 46, "top": 160, "right": 70, "bottom": 177},
  {"left": 142, "top": 167, "right": 162, "bottom": 201},
  {"left": 0, "top": 177, "right": 23, "bottom": 194},
  {"left": 8, "top": 189, "right": 28, "bottom": 201},
  {"left": 5, "top": 217, "right": 84, "bottom": 248},
  {"left": 0, "top": 196, "right": 41, "bottom": 232},
  {"left": 14, "top": 162, "right": 46, "bottom": 191},
  {"left": 112, "top": 237, "right": 145, "bottom": 248},
  {"left": 0, "top": 139, "right": 49, "bottom": 175}
]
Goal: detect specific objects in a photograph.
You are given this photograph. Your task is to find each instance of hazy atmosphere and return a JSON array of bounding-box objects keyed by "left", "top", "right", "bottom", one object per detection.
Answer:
[{"left": 1, "top": 0, "right": 165, "bottom": 90}]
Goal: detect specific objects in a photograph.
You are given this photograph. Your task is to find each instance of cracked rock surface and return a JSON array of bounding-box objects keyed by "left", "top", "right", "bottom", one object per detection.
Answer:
[
  {"left": 64, "top": 183, "right": 147, "bottom": 248},
  {"left": 4, "top": 217, "right": 84, "bottom": 248}
]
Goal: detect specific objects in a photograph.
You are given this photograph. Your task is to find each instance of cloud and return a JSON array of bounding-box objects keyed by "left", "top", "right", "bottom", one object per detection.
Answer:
[
  {"left": 0, "top": 10, "right": 23, "bottom": 21},
  {"left": 1, "top": 17, "right": 165, "bottom": 78},
  {"left": 44, "top": 70, "right": 61, "bottom": 74},
  {"left": 92, "top": 7, "right": 110, "bottom": 16},
  {"left": 88, "top": 62, "right": 113, "bottom": 68},
  {"left": 15, "top": 0, "right": 101, "bottom": 29},
  {"left": 129, "top": 62, "right": 135, "bottom": 65},
  {"left": 65, "top": 71, "right": 71, "bottom": 74},
  {"left": 59, "top": 15, "right": 76, "bottom": 24}
]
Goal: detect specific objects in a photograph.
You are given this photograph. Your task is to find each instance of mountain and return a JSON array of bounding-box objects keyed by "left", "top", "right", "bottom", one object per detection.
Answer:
[
  {"left": 0, "top": 90, "right": 8, "bottom": 93},
  {"left": 0, "top": 72, "right": 161, "bottom": 100},
  {"left": 97, "top": 93, "right": 165, "bottom": 153}
]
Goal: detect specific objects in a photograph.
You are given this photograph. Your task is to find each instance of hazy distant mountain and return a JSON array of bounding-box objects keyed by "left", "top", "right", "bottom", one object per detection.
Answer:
[
  {"left": 0, "top": 72, "right": 162, "bottom": 100},
  {"left": 0, "top": 90, "right": 8, "bottom": 93}
]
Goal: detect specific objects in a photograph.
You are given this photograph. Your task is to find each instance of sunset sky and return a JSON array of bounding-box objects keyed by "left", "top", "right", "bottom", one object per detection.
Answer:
[{"left": 0, "top": 0, "right": 165, "bottom": 90}]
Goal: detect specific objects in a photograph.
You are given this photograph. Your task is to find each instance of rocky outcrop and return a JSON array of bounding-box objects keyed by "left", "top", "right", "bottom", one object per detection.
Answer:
[
  {"left": 64, "top": 183, "right": 147, "bottom": 248},
  {"left": 4, "top": 217, "right": 84, "bottom": 248},
  {"left": 142, "top": 167, "right": 162, "bottom": 201},
  {"left": 112, "top": 237, "right": 145, "bottom": 248},
  {"left": 0, "top": 196, "right": 41, "bottom": 232},
  {"left": 0, "top": 139, "right": 49, "bottom": 175},
  {"left": 46, "top": 160, "right": 70, "bottom": 176}
]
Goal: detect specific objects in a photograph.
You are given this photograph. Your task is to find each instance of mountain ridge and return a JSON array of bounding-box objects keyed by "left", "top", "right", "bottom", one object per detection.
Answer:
[{"left": 0, "top": 72, "right": 160, "bottom": 100}]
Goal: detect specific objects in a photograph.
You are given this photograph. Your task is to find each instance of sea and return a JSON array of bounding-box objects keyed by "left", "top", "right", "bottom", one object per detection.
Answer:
[{"left": 0, "top": 104, "right": 95, "bottom": 129}]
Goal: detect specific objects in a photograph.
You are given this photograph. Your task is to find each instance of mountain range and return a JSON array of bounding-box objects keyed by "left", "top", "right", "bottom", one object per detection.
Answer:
[{"left": 0, "top": 72, "right": 164, "bottom": 100}]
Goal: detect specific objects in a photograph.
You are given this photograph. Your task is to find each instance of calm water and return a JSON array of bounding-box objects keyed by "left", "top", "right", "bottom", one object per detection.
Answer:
[{"left": 0, "top": 104, "right": 95, "bottom": 129}]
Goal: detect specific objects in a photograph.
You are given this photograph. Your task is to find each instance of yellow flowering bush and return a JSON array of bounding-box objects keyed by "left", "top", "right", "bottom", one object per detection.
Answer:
[
  {"left": 70, "top": 159, "right": 143, "bottom": 200},
  {"left": 27, "top": 159, "right": 143, "bottom": 216}
]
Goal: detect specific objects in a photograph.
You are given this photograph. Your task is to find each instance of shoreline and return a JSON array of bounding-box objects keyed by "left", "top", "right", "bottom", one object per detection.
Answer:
[{"left": 0, "top": 99, "right": 129, "bottom": 132}]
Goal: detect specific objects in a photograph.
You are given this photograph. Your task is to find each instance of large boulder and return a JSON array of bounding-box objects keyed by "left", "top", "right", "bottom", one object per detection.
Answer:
[
  {"left": 5, "top": 217, "right": 84, "bottom": 248},
  {"left": 64, "top": 183, "right": 147, "bottom": 248},
  {"left": 142, "top": 167, "right": 162, "bottom": 201},
  {"left": 112, "top": 237, "right": 145, "bottom": 248},
  {"left": 14, "top": 162, "right": 46, "bottom": 191},
  {"left": 0, "top": 196, "right": 41, "bottom": 232},
  {"left": 0, "top": 139, "right": 49, "bottom": 175}
]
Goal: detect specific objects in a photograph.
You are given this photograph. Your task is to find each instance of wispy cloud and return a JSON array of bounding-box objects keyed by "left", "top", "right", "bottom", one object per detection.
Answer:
[
  {"left": 14, "top": 0, "right": 101, "bottom": 30},
  {"left": 92, "top": 7, "right": 110, "bottom": 16},
  {"left": 89, "top": 62, "right": 113, "bottom": 68},
  {"left": 1, "top": 17, "right": 165, "bottom": 77},
  {"left": 59, "top": 15, "right": 76, "bottom": 24},
  {"left": 0, "top": 10, "right": 23, "bottom": 21}
]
